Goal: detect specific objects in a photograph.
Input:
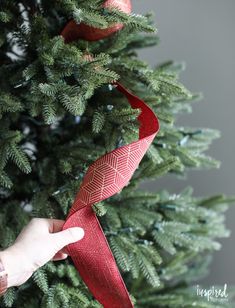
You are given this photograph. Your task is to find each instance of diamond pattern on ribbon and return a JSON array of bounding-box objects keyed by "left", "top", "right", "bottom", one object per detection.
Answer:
[{"left": 63, "top": 83, "right": 159, "bottom": 308}]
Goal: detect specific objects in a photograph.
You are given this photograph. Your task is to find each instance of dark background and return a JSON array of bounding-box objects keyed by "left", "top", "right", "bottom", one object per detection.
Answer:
[{"left": 133, "top": 0, "right": 235, "bottom": 285}]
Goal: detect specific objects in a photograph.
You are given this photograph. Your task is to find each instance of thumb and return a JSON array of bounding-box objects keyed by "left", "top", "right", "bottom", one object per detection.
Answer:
[{"left": 52, "top": 227, "right": 84, "bottom": 251}]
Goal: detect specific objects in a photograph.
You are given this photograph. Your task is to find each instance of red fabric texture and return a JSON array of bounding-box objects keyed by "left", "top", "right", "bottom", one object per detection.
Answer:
[
  {"left": 63, "top": 83, "right": 159, "bottom": 307},
  {"left": 61, "top": 12, "right": 160, "bottom": 306},
  {"left": 61, "top": 0, "right": 132, "bottom": 42}
]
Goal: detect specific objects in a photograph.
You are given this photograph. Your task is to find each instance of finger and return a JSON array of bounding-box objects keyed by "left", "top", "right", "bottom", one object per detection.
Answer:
[
  {"left": 51, "top": 227, "right": 84, "bottom": 252},
  {"left": 60, "top": 247, "right": 69, "bottom": 255},
  {"left": 29, "top": 218, "right": 65, "bottom": 234},
  {"left": 54, "top": 247, "right": 69, "bottom": 256},
  {"left": 48, "top": 219, "right": 66, "bottom": 233},
  {"left": 52, "top": 251, "right": 68, "bottom": 261}
]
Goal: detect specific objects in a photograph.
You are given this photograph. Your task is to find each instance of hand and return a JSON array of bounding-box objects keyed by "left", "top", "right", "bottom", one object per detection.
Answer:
[{"left": 0, "top": 218, "right": 84, "bottom": 288}]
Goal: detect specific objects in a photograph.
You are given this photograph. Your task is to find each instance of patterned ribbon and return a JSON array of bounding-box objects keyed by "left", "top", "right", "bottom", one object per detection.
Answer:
[{"left": 61, "top": 24, "right": 160, "bottom": 308}]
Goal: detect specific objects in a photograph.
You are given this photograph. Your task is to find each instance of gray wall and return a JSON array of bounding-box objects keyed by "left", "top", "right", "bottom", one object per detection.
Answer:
[{"left": 133, "top": 0, "right": 235, "bottom": 285}]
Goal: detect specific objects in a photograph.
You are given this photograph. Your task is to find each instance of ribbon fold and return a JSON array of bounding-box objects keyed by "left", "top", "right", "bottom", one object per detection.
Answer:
[
  {"left": 63, "top": 83, "right": 159, "bottom": 307},
  {"left": 61, "top": 21, "right": 159, "bottom": 308}
]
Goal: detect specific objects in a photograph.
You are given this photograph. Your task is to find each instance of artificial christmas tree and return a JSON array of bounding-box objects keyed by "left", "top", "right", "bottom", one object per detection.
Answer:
[{"left": 0, "top": 1, "right": 234, "bottom": 307}]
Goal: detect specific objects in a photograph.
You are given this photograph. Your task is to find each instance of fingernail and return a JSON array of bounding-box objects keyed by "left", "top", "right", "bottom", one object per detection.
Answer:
[{"left": 69, "top": 227, "right": 85, "bottom": 241}]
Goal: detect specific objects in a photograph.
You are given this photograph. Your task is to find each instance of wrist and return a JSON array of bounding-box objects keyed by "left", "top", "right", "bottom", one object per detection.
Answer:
[
  {"left": 0, "top": 249, "right": 17, "bottom": 289},
  {"left": 0, "top": 256, "right": 7, "bottom": 296},
  {"left": 0, "top": 246, "right": 31, "bottom": 288}
]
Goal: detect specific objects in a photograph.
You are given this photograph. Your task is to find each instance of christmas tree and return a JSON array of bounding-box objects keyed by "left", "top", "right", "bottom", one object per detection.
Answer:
[{"left": 0, "top": 1, "right": 234, "bottom": 307}]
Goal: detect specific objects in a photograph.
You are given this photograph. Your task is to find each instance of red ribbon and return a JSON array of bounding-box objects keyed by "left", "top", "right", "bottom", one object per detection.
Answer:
[
  {"left": 61, "top": 25, "right": 160, "bottom": 308},
  {"left": 60, "top": 0, "right": 132, "bottom": 42}
]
